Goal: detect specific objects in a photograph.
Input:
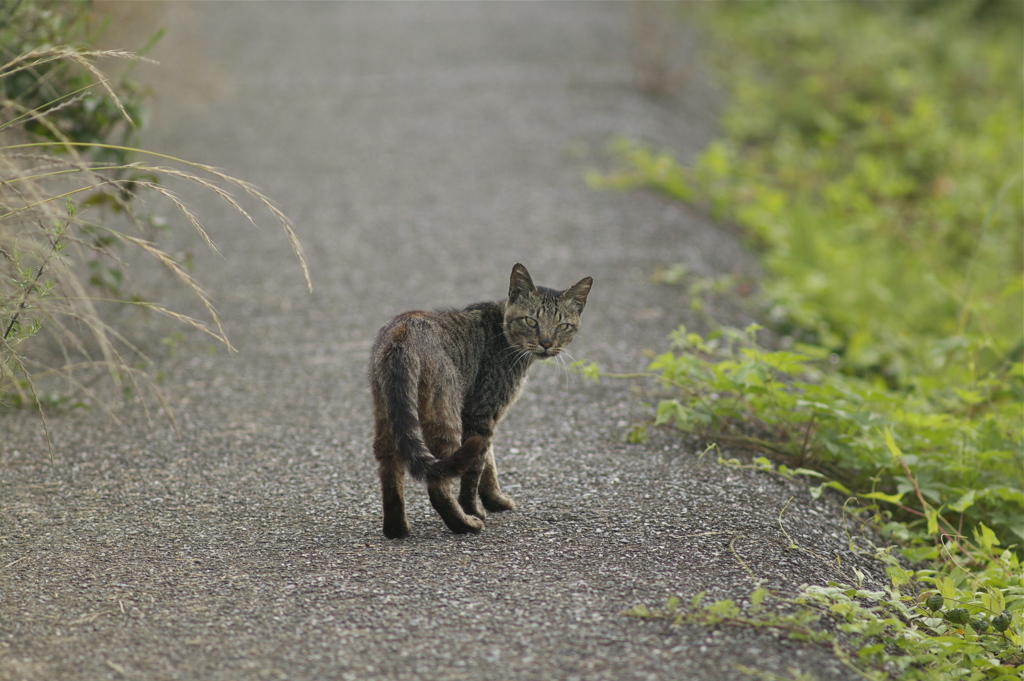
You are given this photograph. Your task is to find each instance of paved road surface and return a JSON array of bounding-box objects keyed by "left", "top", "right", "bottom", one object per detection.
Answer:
[{"left": 1, "top": 4, "right": 882, "bottom": 680}]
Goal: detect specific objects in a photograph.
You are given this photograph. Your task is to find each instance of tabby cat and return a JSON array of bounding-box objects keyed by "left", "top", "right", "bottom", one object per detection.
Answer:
[{"left": 369, "top": 263, "right": 593, "bottom": 538}]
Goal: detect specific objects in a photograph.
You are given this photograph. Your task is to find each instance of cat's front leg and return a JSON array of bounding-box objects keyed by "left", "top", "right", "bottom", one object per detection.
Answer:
[
  {"left": 428, "top": 480, "right": 484, "bottom": 534},
  {"left": 478, "top": 442, "right": 515, "bottom": 513},
  {"left": 458, "top": 453, "right": 487, "bottom": 520},
  {"left": 457, "top": 419, "right": 492, "bottom": 520}
]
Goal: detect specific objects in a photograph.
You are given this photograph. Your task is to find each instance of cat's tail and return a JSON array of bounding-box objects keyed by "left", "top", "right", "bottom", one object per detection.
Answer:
[
  {"left": 404, "top": 435, "right": 485, "bottom": 482},
  {"left": 378, "top": 348, "right": 483, "bottom": 482}
]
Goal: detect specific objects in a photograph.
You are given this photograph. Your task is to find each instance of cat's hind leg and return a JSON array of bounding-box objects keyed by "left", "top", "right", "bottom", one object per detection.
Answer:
[{"left": 375, "top": 432, "right": 411, "bottom": 539}]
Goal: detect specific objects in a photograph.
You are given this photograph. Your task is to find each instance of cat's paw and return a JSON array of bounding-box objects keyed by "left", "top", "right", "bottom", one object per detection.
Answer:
[
  {"left": 481, "top": 493, "right": 516, "bottom": 513},
  {"left": 447, "top": 514, "right": 484, "bottom": 535},
  {"left": 459, "top": 498, "right": 487, "bottom": 520},
  {"left": 383, "top": 518, "right": 411, "bottom": 539}
]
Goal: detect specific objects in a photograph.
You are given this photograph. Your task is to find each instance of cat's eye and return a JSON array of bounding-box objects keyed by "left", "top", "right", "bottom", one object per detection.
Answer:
[
  {"left": 556, "top": 322, "right": 572, "bottom": 331},
  {"left": 523, "top": 317, "right": 538, "bottom": 328}
]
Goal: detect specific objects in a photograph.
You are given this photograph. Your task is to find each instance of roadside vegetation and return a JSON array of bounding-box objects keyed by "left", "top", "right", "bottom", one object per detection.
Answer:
[
  {"left": 0, "top": 1, "right": 307, "bottom": 419},
  {"left": 589, "top": 2, "right": 1023, "bottom": 678}
]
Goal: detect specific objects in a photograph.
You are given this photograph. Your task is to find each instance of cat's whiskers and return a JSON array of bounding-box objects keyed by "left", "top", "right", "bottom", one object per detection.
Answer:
[
  {"left": 498, "top": 343, "right": 530, "bottom": 366},
  {"left": 556, "top": 348, "right": 578, "bottom": 392},
  {"left": 515, "top": 348, "right": 534, "bottom": 373}
]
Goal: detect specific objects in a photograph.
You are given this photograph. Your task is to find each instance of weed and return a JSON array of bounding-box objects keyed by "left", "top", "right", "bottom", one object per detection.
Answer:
[
  {"left": 585, "top": 0, "right": 1023, "bottom": 549},
  {"left": 598, "top": 2, "right": 1022, "bottom": 388},
  {"left": 0, "top": 2, "right": 309, "bottom": 419},
  {"left": 625, "top": 521, "right": 1023, "bottom": 680},
  {"left": 592, "top": 1, "right": 1023, "bottom": 677}
]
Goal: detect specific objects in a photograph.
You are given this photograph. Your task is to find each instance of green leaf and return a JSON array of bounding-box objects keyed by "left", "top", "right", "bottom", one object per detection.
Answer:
[
  {"left": 757, "top": 350, "right": 811, "bottom": 375},
  {"left": 973, "top": 522, "right": 1000, "bottom": 551},
  {"left": 705, "top": 599, "right": 739, "bottom": 619},
  {"left": 623, "top": 604, "right": 652, "bottom": 618},
  {"left": 886, "top": 565, "right": 912, "bottom": 588},
  {"left": 654, "top": 399, "right": 693, "bottom": 430},
  {"left": 980, "top": 588, "right": 1005, "bottom": 615},
  {"left": 948, "top": 489, "right": 976, "bottom": 513},
  {"left": 790, "top": 468, "right": 826, "bottom": 479},
  {"left": 925, "top": 506, "right": 940, "bottom": 535},
  {"left": 569, "top": 359, "right": 602, "bottom": 382},
  {"left": 857, "top": 642, "right": 886, "bottom": 659},
  {"left": 810, "top": 480, "right": 853, "bottom": 499},
  {"left": 624, "top": 424, "right": 649, "bottom": 444},
  {"left": 750, "top": 587, "right": 770, "bottom": 614},
  {"left": 731, "top": 361, "right": 767, "bottom": 388},
  {"left": 860, "top": 490, "right": 905, "bottom": 505},
  {"left": 884, "top": 428, "right": 903, "bottom": 460}
]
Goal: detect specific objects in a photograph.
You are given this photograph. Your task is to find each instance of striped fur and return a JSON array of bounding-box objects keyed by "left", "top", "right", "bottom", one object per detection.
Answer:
[{"left": 369, "top": 263, "right": 592, "bottom": 538}]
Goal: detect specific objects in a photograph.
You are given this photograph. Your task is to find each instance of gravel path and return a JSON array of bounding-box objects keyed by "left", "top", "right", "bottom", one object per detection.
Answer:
[{"left": 2, "top": 4, "right": 883, "bottom": 680}]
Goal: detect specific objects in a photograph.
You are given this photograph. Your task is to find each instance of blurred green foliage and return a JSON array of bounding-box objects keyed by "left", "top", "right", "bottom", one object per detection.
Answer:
[
  {"left": 0, "top": 0, "right": 152, "bottom": 166},
  {"left": 643, "top": 324, "right": 1023, "bottom": 549},
  {"left": 591, "top": 0, "right": 1023, "bottom": 546},
  {"left": 603, "top": 0, "right": 1022, "bottom": 386},
  {"left": 593, "top": 4, "right": 1024, "bottom": 675},
  {"left": 706, "top": 1, "right": 1022, "bottom": 385},
  {"left": 628, "top": 540, "right": 1024, "bottom": 680},
  {"left": 1, "top": 0, "right": 162, "bottom": 313}
]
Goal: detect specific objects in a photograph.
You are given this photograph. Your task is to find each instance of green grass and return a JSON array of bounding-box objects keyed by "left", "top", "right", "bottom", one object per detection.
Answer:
[{"left": 588, "top": 1, "right": 1024, "bottom": 678}]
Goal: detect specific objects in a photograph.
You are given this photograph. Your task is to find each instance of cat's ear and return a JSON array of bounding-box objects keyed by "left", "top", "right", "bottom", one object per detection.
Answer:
[
  {"left": 564, "top": 276, "right": 593, "bottom": 313},
  {"left": 509, "top": 263, "right": 536, "bottom": 302}
]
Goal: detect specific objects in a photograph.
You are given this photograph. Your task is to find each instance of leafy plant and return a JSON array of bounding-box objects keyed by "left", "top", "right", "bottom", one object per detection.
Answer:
[
  {"left": 625, "top": 515, "right": 1023, "bottom": 681},
  {"left": 627, "top": 557, "right": 1023, "bottom": 680},
  {"left": 584, "top": 0, "right": 1023, "bottom": 555},
  {"left": 592, "top": 1, "right": 1024, "bottom": 677},
  {"left": 594, "top": 1, "right": 1023, "bottom": 388},
  {"left": 640, "top": 325, "right": 1021, "bottom": 546},
  {"left": 0, "top": 0, "right": 154, "bottom": 163},
  {"left": 618, "top": 450, "right": 1024, "bottom": 679}
]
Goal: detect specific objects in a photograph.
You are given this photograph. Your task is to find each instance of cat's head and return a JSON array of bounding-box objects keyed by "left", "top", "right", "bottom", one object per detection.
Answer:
[{"left": 503, "top": 263, "right": 592, "bottom": 358}]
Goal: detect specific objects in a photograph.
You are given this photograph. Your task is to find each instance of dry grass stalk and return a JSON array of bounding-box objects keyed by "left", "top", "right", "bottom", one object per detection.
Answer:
[{"left": 0, "top": 46, "right": 309, "bottom": 424}]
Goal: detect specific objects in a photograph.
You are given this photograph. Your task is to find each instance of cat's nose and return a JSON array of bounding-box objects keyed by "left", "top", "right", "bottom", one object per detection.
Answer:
[{"left": 539, "top": 338, "right": 553, "bottom": 349}]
